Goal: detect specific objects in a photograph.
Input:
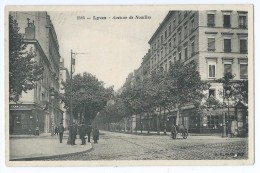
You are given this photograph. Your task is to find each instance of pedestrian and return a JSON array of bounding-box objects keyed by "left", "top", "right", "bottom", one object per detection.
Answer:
[
  {"left": 171, "top": 124, "right": 177, "bottom": 139},
  {"left": 55, "top": 126, "right": 58, "bottom": 135},
  {"left": 35, "top": 126, "right": 39, "bottom": 136},
  {"left": 58, "top": 122, "right": 65, "bottom": 143},
  {"left": 79, "top": 122, "right": 87, "bottom": 145},
  {"left": 93, "top": 126, "right": 99, "bottom": 144},
  {"left": 69, "top": 122, "right": 77, "bottom": 145},
  {"left": 86, "top": 124, "right": 92, "bottom": 143},
  {"left": 231, "top": 120, "right": 238, "bottom": 137}
]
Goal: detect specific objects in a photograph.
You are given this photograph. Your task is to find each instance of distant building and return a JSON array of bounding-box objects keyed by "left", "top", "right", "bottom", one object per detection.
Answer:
[
  {"left": 9, "top": 12, "right": 62, "bottom": 134},
  {"left": 132, "top": 10, "right": 248, "bottom": 134},
  {"left": 59, "top": 58, "right": 70, "bottom": 130}
]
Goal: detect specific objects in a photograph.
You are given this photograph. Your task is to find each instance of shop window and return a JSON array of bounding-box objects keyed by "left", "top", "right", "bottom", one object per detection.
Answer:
[{"left": 207, "top": 115, "right": 220, "bottom": 129}]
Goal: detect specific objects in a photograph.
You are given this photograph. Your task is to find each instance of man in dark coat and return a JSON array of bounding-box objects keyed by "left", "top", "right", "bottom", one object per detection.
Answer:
[
  {"left": 58, "top": 123, "right": 65, "bottom": 143},
  {"left": 93, "top": 126, "right": 99, "bottom": 144},
  {"left": 69, "top": 122, "right": 77, "bottom": 145},
  {"left": 171, "top": 124, "right": 177, "bottom": 139},
  {"left": 86, "top": 124, "right": 92, "bottom": 143},
  {"left": 79, "top": 123, "right": 87, "bottom": 145}
]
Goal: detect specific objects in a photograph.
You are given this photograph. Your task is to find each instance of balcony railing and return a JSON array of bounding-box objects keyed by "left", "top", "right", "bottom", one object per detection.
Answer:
[
  {"left": 223, "top": 24, "right": 231, "bottom": 28},
  {"left": 208, "top": 48, "right": 215, "bottom": 52},
  {"left": 240, "top": 49, "right": 248, "bottom": 54},
  {"left": 224, "top": 48, "right": 232, "bottom": 53},
  {"left": 239, "top": 24, "right": 247, "bottom": 29},
  {"left": 207, "top": 23, "right": 215, "bottom": 27}
]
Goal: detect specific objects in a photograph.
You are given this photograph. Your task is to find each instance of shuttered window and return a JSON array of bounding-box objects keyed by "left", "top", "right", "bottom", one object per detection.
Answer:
[
  {"left": 207, "top": 14, "right": 215, "bottom": 27},
  {"left": 224, "top": 39, "right": 231, "bottom": 52},
  {"left": 223, "top": 15, "right": 231, "bottom": 27},
  {"left": 208, "top": 38, "right": 215, "bottom": 51}
]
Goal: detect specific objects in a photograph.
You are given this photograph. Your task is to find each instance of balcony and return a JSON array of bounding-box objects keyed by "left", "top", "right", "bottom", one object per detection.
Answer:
[
  {"left": 208, "top": 48, "right": 215, "bottom": 52},
  {"left": 240, "top": 49, "right": 248, "bottom": 54},
  {"left": 223, "top": 24, "right": 231, "bottom": 28},
  {"left": 239, "top": 24, "right": 247, "bottom": 29},
  {"left": 224, "top": 48, "right": 232, "bottom": 53},
  {"left": 207, "top": 23, "right": 215, "bottom": 27}
]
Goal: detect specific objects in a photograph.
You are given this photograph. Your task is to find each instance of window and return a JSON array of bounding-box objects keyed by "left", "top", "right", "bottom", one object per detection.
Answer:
[
  {"left": 209, "top": 89, "right": 216, "bottom": 98},
  {"left": 240, "top": 39, "right": 247, "bottom": 53},
  {"left": 184, "top": 25, "right": 188, "bottom": 38},
  {"left": 208, "top": 38, "right": 215, "bottom": 51},
  {"left": 207, "top": 14, "right": 215, "bottom": 27},
  {"left": 161, "top": 49, "right": 163, "bottom": 59},
  {"left": 169, "top": 39, "right": 172, "bottom": 50},
  {"left": 224, "top": 38, "right": 231, "bottom": 52},
  {"left": 165, "top": 30, "right": 167, "bottom": 39},
  {"left": 178, "top": 12, "right": 181, "bottom": 23},
  {"left": 184, "top": 46, "right": 188, "bottom": 60},
  {"left": 173, "top": 19, "right": 176, "bottom": 28},
  {"left": 173, "top": 36, "right": 176, "bottom": 47},
  {"left": 191, "top": 40, "right": 195, "bottom": 56},
  {"left": 178, "top": 30, "right": 182, "bottom": 43},
  {"left": 224, "top": 63, "right": 232, "bottom": 74},
  {"left": 174, "top": 54, "right": 176, "bottom": 62},
  {"left": 169, "top": 25, "right": 171, "bottom": 33},
  {"left": 208, "top": 62, "right": 216, "bottom": 78},
  {"left": 178, "top": 50, "right": 182, "bottom": 60},
  {"left": 239, "top": 15, "right": 247, "bottom": 28},
  {"left": 240, "top": 64, "right": 248, "bottom": 79},
  {"left": 223, "top": 14, "right": 231, "bottom": 27},
  {"left": 161, "top": 35, "right": 163, "bottom": 44},
  {"left": 165, "top": 63, "right": 168, "bottom": 72},
  {"left": 191, "top": 18, "right": 195, "bottom": 31}
]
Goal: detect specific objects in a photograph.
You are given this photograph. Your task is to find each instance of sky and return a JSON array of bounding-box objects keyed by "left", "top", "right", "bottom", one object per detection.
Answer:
[{"left": 48, "top": 9, "right": 167, "bottom": 90}]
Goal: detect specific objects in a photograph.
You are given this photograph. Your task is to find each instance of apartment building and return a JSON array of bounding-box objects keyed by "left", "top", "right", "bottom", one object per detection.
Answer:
[
  {"left": 9, "top": 12, "right": 63, "bottom": 134},
  {"left": 137, "top": 10, "right": 248, "bottom": 133}
]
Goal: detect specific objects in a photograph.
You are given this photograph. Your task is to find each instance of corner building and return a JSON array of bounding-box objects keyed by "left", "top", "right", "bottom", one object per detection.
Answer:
[
  {"left": 9, "top": 12, "right": 63, "bottom": 134},
  {"left": 139, "top": 10, "right": 248, "bottom": 134}
]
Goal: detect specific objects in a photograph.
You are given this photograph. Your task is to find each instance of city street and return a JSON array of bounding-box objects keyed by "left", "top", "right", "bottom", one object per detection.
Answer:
[{"left": 44, "top": 131, "right": 248, "bottom": 160}]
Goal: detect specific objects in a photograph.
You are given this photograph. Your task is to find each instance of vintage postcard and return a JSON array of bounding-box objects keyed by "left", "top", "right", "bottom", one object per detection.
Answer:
[{"left": 5, "top": 5, "right": 254, "bottom": 166}]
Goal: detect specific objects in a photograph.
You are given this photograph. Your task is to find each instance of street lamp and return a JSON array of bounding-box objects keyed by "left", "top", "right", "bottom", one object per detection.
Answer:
[
  {"left": 50, "top": 88, "right": 55, "bottom": 136},
  {"left": 224, "top": 86, "right": 231, "bottom": 137}
]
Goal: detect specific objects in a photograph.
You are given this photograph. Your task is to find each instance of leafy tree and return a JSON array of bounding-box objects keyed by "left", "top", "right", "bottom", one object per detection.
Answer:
[
  {"left": 9, "top": 15, "right": 44, "bottom": 102},
  {"left": 216, "top": 72, "right": 248, "bottom": 105},
  {"left": 167, "top": 60, "right": 209, "bottom": 125},
  {"left": 61, "top": 72, "right": 113, "bottom": 124}
]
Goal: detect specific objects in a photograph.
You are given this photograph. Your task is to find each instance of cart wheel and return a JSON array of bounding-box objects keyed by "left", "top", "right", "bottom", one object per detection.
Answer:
[{"left": 182, "top": 132, "right": 188, "bottom": 139}]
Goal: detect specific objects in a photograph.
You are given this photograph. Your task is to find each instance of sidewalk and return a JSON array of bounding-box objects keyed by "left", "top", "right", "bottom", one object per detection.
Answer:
[{"left": 9, "top": 131, "right": 92, "bottom": 160}]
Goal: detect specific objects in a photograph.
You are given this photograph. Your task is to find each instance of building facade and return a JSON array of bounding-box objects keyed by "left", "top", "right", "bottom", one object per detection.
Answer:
[
  {"left": 131, "top": 10, "right": 248, "bottom": 134},
  {"left": 9, "top": 12, "right": 63, "bottom": 134},
  {"left": 59, "top": 58, "right": 70, "bottom": 130}
]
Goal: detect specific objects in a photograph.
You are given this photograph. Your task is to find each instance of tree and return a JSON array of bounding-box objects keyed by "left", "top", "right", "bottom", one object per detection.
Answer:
[
  {"left": 167, "top": 60, "right": 209, "bottom": 125},
  {"left": 216, "top": 72, "right": 248, "bottom": 105},
  {"left": 61, "top": 72, "right": 113, "bottom": 124},
  {"left": 9, "top": 15, "right": 44, "bottom": 102}
]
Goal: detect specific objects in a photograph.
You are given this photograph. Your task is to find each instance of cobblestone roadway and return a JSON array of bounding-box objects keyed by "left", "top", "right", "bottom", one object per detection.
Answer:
[{"left": 44, "top": 131, "right": 248, "bottom": 160}]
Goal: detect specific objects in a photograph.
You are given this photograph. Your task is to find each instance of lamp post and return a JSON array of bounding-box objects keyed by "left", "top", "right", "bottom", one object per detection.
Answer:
[
  {"left": 223, "top": 86, "right": 231, "bottom": 137},
  {"left": 50, "top": 88, "right": 55, "bottom": 136}
]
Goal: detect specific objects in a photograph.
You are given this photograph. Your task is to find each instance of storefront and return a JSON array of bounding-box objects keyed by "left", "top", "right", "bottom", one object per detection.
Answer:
[{"left": 9, "top": 104, "right": 45, "bottom": 135}]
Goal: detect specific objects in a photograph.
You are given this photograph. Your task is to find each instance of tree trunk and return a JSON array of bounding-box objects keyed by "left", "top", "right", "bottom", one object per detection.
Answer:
[
  {"left": 157, "top": 107, "right": 161, "bottom": 134},
  {"left": 130, "top": 117, "right": 133, "bottom": 133},
  {"left": 147, "top": 112, "right": 150, "bottom": 134},
  {"left": 163, "top": 107, "right": 167, "bottom": 135},
  {"left": 140, "top": 114, "right": 142, "bottom": 134},
  {"left": 176, "top": 104, "right": 180, "bottom": 126},
  {"left": 124, "top": 118, "right": 127, "bottom": 132}
]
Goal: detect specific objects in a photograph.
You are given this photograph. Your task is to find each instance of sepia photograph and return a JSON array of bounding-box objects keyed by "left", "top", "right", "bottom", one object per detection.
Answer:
[{"left": 5, "top": 5, "right": 254, "bottom": 167}]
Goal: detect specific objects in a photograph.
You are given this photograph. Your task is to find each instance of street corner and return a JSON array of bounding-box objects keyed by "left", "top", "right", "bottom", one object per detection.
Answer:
[{"left": 9, "top": 136, "right": 93, "bottom": 161}]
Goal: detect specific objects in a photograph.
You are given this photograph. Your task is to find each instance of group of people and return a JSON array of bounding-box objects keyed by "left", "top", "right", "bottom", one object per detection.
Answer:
[{"left": 67, "top": 122, "right": 100, "bottom": 145}]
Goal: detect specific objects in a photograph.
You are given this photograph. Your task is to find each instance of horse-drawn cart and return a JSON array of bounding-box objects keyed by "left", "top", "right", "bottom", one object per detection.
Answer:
[{"left": 171, "top": 124, "right": 188, "bottom": 139}]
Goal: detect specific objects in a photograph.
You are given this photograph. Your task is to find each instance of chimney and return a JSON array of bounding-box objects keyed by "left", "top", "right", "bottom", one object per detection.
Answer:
[{"left": 25, "top": 18, "right": 35, "bottom": 39}]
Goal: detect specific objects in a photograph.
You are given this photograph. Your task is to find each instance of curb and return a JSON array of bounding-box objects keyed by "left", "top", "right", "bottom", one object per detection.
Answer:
[{"left": 10, "top": 143, "right": 93, "bottom": 161}]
